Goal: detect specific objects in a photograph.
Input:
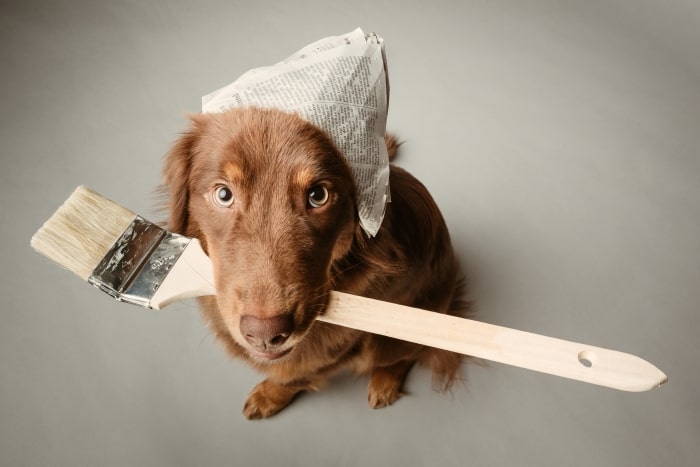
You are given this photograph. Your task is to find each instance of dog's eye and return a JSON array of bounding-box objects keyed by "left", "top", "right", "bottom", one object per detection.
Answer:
[
  {"left": 213, "top": 186, "right": 235, "bottom": 208},
  {"left": 307, "top": 185, "right": 329, "bottom": 208}
]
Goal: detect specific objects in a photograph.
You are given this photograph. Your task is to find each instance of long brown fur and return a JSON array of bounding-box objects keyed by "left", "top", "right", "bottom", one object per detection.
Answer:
[{"left": 161, "top": 107, "right": 468, "bottom": 419}]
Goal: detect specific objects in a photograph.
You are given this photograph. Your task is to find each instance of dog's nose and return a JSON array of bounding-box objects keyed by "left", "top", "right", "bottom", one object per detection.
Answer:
[{"left": 240, "top": 314, "right": 294, "bottom": 350}]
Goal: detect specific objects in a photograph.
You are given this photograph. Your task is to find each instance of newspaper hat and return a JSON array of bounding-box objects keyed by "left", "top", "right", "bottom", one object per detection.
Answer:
[{"left": 202, "top": 28, "right": 390, "bottom": 237}]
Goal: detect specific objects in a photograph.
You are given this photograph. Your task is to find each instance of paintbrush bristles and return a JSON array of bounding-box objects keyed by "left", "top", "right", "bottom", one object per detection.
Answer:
[{"left": 31, "top": 186, "right": 137, "bottom": 281}]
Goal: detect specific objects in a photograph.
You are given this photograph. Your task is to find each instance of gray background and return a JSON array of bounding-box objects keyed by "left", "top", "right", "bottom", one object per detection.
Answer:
[{"left": 2, "top": 1, "right": 699, "bottom": 466}]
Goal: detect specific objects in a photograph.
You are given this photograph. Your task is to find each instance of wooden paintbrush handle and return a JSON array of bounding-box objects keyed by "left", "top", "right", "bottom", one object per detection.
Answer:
[
  {"left": 150, "top": 239, "right": 216, "bottom": 309},
  {"left": 318, "top": 291, "right": 667, "bottom": 392},
  {"left": 150, "top": 244, "right": 666, "bottom": 391}
]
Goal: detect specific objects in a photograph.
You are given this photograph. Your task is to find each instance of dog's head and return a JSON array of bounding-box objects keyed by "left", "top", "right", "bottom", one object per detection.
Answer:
[{"left": 163, "top": 108, "right": 357, "bottom": 361}]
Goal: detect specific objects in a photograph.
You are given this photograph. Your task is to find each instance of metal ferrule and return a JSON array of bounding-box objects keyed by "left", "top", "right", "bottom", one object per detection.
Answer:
[{"left": 88, "top": 217, "right": 190, "bottom": 308}]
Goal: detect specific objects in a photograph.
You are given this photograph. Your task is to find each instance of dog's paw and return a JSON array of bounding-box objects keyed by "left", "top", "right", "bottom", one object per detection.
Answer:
[
  {"left": 243, "top": 379, "right": 299, "bottom": 420},
  {"left": 367, "top": 360, "right": 415, "bottom": 409},
  {"left": 368, "top": 382, "right": 404, "bottom": 409},
  {"left": 367, "top": 372, "right": 406, "bottom": 409}
]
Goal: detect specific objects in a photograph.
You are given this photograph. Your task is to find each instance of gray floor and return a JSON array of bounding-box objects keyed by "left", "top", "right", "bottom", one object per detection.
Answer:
[{"left": 3, "top": 1, "right": 699, "bottom": 466}]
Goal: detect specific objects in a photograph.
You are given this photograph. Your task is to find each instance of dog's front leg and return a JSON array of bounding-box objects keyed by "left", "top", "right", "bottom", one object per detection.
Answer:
[
  {"left": 367, "top": 359, "right": 416, "bottom": 409},
  {"left": 243, "top": 377, "right": 320, "bottom": 419}
]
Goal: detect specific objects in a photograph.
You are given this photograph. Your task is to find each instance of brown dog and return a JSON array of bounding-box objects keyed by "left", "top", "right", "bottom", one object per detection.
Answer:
[{"left": 162, "top": 107, "right": 468, "bottom": 419}]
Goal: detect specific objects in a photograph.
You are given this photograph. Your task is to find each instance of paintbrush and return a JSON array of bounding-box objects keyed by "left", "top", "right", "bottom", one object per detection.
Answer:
[
  {"left": 31, "top": 186, "right": 215, "bottom": 309},
  {"left": 31, "top": 186, "right": 667, "bottom": 392}
]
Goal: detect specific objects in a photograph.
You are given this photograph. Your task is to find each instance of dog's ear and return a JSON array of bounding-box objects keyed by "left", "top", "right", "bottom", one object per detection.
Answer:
[
  {"left": 162, "top": 114, "right": 206, "bottom": 234},
  {"left": 384, "top": 134, "right": 402, "bottom": 162}
]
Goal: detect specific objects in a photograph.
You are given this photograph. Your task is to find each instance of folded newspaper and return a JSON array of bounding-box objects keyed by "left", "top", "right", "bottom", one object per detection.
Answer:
[{"left": 202, "top": 28, "right": 390, "bottom": 237}]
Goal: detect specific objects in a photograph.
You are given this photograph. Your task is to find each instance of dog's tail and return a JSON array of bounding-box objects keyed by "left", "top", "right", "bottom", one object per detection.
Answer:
[
  {"left": 419, "top": 276, "right": 474, "bottom": 392},
  {"left": 385, "top": 134, "right": 402, "bottom": 162}
]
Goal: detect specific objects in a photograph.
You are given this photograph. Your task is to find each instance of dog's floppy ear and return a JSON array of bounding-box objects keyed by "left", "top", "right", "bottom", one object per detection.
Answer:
[{"left": 162, "top": 114, "right": 206, "bottom": 234}]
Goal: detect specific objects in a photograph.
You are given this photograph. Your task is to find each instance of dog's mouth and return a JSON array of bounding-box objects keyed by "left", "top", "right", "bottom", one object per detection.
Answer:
[
  {"left": 246, "top": 346, "right": 294, "bottom": 361},
  {"left": 224, "top": 292, "right": 329, "bottom": 363}
]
